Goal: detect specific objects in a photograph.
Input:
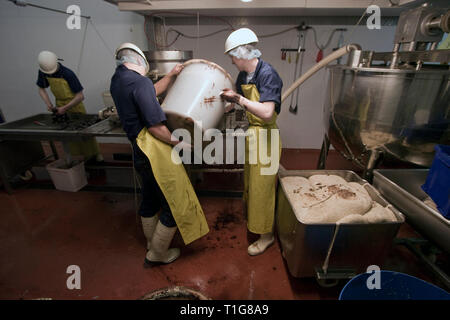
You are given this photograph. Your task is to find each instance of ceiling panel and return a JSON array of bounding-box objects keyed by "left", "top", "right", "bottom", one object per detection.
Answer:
[{"left": 105, "top": 0, "right": 430, "bottom": 17}]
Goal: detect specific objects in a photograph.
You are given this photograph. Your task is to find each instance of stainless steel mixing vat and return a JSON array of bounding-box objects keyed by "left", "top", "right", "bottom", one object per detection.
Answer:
[
  {"left": 322, "top": 64, "right": 449, "bottom": 173},
  {"left": 314, "top": 4, "right": 450, "bottom": 179}
]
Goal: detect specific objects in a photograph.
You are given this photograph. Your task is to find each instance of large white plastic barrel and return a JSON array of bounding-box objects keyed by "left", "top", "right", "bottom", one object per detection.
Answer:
[{"left": 161, "top": 59, "right": 234, "bottom": 133}]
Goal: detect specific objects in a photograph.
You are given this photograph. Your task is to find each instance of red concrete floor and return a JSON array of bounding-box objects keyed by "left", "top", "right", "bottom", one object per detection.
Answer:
[{"left": 0, "top": 146, "right": 448, "bottom": 300}]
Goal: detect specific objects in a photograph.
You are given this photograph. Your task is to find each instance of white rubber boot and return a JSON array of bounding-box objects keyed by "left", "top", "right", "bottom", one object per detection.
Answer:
[
  {"left": 145, "top": 222, "right": 180, "bottom": 265},
  {"left": 141, "top": 216, "right": 158, "bottom": 250},
  {"left": 248, "top": 232, "right": 275, "bottom": 256}
]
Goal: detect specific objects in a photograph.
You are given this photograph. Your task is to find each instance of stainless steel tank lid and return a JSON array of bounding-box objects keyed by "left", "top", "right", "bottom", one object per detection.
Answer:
[{"left": 145, "top": 50, "right": 193, "bottom": 61}]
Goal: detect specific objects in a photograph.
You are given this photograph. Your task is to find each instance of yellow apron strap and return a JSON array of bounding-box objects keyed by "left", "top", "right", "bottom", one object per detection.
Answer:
[
  {"left": 241, "top": 83, "right": 281, "bottom": 234},
  {"left": 47, "top": 77, "right": 99, "bottom": 159},
  {"left": 136, "top": 128, "right": 209, "bottom": 245},
  {"left": 438, "top": 34, "right": 450, "bottom": 50}
]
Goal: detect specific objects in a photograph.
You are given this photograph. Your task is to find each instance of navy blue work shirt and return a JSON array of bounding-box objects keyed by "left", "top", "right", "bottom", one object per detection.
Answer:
[
  {"left": 110, "top": 64, "right": 166, "bottom": 141},
  {"left": 236, "top": 58, "right": 283, "bottom": 114},
  {"left": 36, "top": 63, "right": 83, "bottom": 93}
]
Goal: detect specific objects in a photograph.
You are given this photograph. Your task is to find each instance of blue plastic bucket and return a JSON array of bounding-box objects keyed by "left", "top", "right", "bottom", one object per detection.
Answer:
[
  {"left": 422, "top": 144, "right": 450, "bottom": 219},
  {"left": 339, "top": 271, "right": 450, "bottom": 300}
]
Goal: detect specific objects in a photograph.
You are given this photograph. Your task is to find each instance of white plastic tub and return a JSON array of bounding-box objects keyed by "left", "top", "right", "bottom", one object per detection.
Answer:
[
  {"left": 161, "top": 59, "right": 234, "bottom": 133},
  {"left": 46, "top": 157, "right": 87, "bottom": 192}
]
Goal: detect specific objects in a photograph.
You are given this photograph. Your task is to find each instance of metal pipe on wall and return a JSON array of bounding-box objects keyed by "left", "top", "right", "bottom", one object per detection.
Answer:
[{"left": 281, "top": 44, "right": 361, "bottom": 103}]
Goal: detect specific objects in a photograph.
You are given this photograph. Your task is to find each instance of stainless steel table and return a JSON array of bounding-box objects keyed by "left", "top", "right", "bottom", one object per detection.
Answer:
[{"left": 0, "top": 113, "right": 126, "bottom": 192}]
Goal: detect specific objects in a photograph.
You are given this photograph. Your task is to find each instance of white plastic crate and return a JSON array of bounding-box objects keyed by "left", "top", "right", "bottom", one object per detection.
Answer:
[{"left": 46, "top": 157, "right": 87, "bottom": 192}]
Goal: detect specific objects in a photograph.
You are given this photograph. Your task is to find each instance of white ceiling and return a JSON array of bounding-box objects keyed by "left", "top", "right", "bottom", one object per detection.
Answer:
[{"left": 104, "top": 0, "right": 431, "bottom": 17}]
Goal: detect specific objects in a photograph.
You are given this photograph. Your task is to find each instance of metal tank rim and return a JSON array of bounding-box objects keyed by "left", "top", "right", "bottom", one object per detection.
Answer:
[
  {"left": 145, "top": 50, "right": 193, "bottom": 60},
  {"left": 326, "top": 64, "right": 450, "bottom": 75}
]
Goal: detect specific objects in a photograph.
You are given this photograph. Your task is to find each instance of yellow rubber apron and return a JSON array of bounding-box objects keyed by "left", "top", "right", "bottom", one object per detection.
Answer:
[
  {"left": 47, "top": 77, "right": 100, "bottom": 160},
  {"left": 136, "top": 129, "right": 209, "bottom": 245},
  {"left": 241, "top": 84, "right": 282, "bottom": 234},
  {"left": 438, "top": 33, "right": 450, "bottom": 50}
]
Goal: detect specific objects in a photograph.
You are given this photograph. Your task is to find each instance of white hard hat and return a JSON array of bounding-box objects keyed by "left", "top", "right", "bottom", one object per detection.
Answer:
[
  {"left": 115, "top": 42, "right": 149, "bottom": 73},
  {"left": 224, "top": 28, "right": 259, "bottom": 54},
  {"left": 38, "top": 51, "right": 59, "bottom": 74}
]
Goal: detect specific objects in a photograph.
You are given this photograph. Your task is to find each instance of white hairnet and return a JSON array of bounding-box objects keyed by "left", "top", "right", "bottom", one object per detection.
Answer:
[
  {"left": 228, "top": 44, "right": 261, "bottom": 60},
  {"left": 116, "top": 48, "right": 147, "bottom": 67}
]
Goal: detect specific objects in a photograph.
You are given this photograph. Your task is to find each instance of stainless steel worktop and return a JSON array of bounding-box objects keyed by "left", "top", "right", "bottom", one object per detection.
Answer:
[{"left": 0, "top": 113, "right": 126, "bottom": 141}]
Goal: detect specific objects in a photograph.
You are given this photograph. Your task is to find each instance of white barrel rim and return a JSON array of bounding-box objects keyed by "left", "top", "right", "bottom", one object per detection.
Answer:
[{"left": 182, "top": 59, "right": 234, "bottom": 84}]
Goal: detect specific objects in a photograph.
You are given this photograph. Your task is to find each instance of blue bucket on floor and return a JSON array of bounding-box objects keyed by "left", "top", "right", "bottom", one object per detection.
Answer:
[
  {"left": 422, "top": 144, "right": 450, "bottom": 219},
  {"left": 339, "top": 271, "right": 450, "bottom": 300}
]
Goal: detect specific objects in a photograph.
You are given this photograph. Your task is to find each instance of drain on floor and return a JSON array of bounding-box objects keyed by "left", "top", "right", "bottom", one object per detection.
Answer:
[{"left": 140, "top": 286, "right": 210, "bottom": 300}]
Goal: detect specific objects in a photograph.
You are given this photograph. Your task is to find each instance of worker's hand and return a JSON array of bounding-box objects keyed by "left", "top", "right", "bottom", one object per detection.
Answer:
[
  {"left": 224, "top": 102, "right": 235, "bottom": 113},
  {"left": 220, "top": 88, "right": 242, "bottom": 105},
  {"left": 47, "top": 104, "right": 56, "bottom": 113},
  {"left": 168, "top": 64, "right": 184, "bottom": 77},
  {"left": 56, "top": 106, "right": 67, "bottom": 115}
]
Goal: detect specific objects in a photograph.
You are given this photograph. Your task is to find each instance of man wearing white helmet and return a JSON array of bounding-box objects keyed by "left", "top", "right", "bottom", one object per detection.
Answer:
[
  {"left": 36, "top": 50, "right": 103, "bottom": 163},
  {"left": 221, "top": 28, "right": 283, "bottom": 256},
  {"left": 110, "top": 43, "right": 209, "bottom": 266}
]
